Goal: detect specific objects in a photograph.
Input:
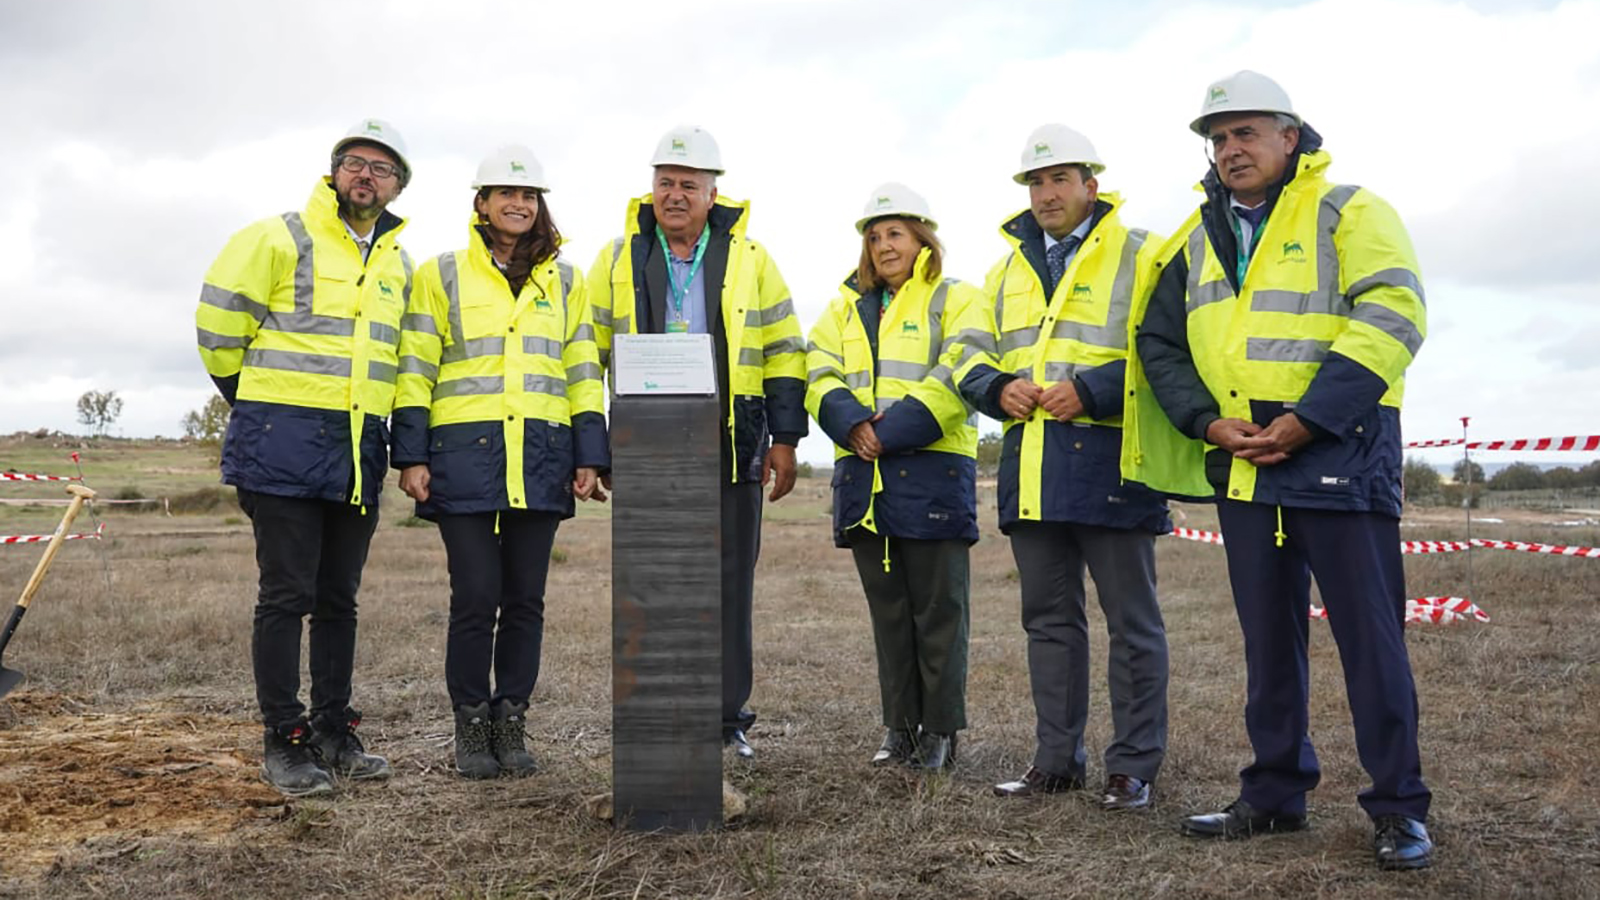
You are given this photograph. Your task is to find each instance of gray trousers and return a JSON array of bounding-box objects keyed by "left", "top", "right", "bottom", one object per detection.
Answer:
[
  {"left": 1010, "top": 522, "right": 1167, "bottom": 781},
  {"left": 721, "top": 481, "right": 761, "bottom": 735},
  {"left": 847, "top": 530, "right": 970, "bottom": 734}
]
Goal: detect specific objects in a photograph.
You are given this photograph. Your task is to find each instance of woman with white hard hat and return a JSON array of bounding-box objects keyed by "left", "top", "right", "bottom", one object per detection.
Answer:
[
  {"left": 391, "top": 145, "right": 609, "bottom": 779},
  {"left": 804, "top": 183, "right": 986, "bottom": 771}
]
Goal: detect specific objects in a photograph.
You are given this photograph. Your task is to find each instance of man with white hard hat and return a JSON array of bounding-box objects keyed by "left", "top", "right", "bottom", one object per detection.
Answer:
[
  {"left": 196, "top": 118, "right": 413, "bottom": 796},
  {"left": 586, "top": 125, "right": 808, "bottom": 760},
  {"left": 1130, "top": 70, "right": 1432, "bottom": 869},
  {"left": 951, "top": 125, "right": 1175, "bottom": 809}
]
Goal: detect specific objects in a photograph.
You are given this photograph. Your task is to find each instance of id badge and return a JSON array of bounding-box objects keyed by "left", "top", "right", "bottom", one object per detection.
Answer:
[{"left": 666, "top": 319, "right": 690, "bottom": 334}]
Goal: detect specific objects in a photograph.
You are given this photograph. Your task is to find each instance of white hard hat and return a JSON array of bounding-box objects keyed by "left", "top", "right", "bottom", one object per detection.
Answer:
[
  {"left": 471, "top": 144, "right": 550, "bottom": 191},
  {"left": 1190, "top": 70, "right": 1302, "bottom": 136},
  {"left": 855, "top": 182, "right": 938, "bottom": 234},
  {"left": 650, "top": 125, "right": 724, "bottom": 175},
  {"left": 1014, "top": 124, "right": 1105, "bottom": 183},
  {"left": 333, "top": 118, "right": 411, "bottom": 183}
]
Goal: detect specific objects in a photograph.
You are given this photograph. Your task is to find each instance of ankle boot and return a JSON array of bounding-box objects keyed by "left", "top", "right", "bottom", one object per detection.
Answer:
[
  {"left": 309, "top": 707, "right": 391, "bottom": 780},
  {"left": 262, "top": 718, "right": 334, "bottom": 797},
  {"left": 491, "top": 699, "right": 538, "bottom": 777},
  {"left": 454, "top": 702, "right": 500, "bottom": 779}
]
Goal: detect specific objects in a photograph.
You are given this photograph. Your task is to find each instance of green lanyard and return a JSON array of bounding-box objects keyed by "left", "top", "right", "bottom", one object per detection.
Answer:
[
  {"left": 1228, "top": 207, "right": 1265, "bottom": 286},
  {"left": 655, "top": 225, "right": 709, "bottom": 320},
  {"left": 880, "top": 286, "right": 894, "bottom": 311}
]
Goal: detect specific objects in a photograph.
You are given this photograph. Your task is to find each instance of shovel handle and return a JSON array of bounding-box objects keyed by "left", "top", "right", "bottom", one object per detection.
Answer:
[{"left": 15, "top": 484, "right": 96, "bottom": 611}]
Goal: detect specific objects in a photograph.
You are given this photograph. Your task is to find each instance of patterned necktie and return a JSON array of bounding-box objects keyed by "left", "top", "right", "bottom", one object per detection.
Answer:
[
  {"left": 356, "top": 238, "right": 371, "bottom": 262},
  {"left": 1046, "top": 235, "right": 1081, "bottom": 293}
]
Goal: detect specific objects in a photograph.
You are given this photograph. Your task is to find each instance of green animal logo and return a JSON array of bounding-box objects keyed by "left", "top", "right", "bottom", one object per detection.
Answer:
[
  {"left": 378, "top": 282, "right": 394, "bottom": 297},
  {"left": 534, "top": 298, "right": 553, "bottom": 311},
  {"left": 671, "top": 138, "right": 687, "bottom": 153},
  {"left": 1208, "top": 86, "right": 1228, "bottom": 106},
  {"left": 364, "top": 120, "right": 383, "bottom": 134},
  {"left": 1070, "top": 283, "right": 1092, "bottom": 300},
  {"left": 1283, "top": 240, "right": 1305, "bottom": 257},
  {"left": 1034, "top": 142, "right": 1051, "bottom": 158},
  {"left": 510, "top": 160, "right": 526, "bottom": 173},
  {"left": 877, "top": 196, "right": 892, "bottom": 208},
  {"left": 902, "top": 321, "right": 919, "bottom": 334}
]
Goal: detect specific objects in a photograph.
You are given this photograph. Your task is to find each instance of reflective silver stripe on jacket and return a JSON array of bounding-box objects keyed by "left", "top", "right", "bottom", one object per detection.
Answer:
[
  {"left": 1248, "top": 184, "right": 1360, "bottom": 317},
  {"left": 522, "top": 336, "right": 562, "bottom": 360},
  {"left": 433, "top": 375, "right": 502, "bottom": 399},
  {"left": 1246, "top": 337, "right": 1331, "bottom": 364},
  {"left": 1349, "top": 267, "right": 1426, "bottom": 307},
  {"left": 197, "top": 328, "right": 251, "bottom": 350},
  {"left": 368, "top": 321, "right": 399, "bottom": 346},
  {"left": 566, "top": 362, "right": 603, "bottom": 383},
  {"left": 525, "top": 374, "right": 567, "bottom": 397},
  {"left": 367, "top": 361, "right": 398, "bottom": 384},
  {"left": 758, "top": 299, "right": 795, "bottom": 327},
  {"left": 1350, "top": 302, "right": 1424, "bottom": 355},
  {"left": 243, "top": 347, "right": 350, "bottom": 377},
  {"left": 263, "top": 213, "right": 356, "bottom": 337},
  {"left": 1187, "top": 227, "right": 1231, "bottom": 312},
  {"left": 199, "top": 284, "right": 269, "bottom": 320},
  {"left": 401, "top": 312, "right": 437, "bottom": 335},
  {"left": 398, "top": 356, "right": 439, "bottom": 380}
]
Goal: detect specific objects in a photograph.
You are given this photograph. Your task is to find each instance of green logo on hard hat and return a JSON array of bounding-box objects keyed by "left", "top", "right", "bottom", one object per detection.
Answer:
[
  {"left": 365, "top": 120, "right": 384, "bottom": 134},
  {"left": 1208, "top": 86, "right": 1228, "bottom": 106},
  {"left": 1034, "top": 142, "right": 1051, "bottom": 158},
  {"left": 1283, "top": 240, "right": 1305, "bottom": 257},
  {"left": 877, "top": 196, "right": 892, "bottom": 208},
  {"left": 902, "top": 321, "right": 919, "bottom": 334},
  {"left": 1070, "top": 283, "right": 1092, "bottom": 300},
  {"left": 671, "top": 138, "right": 687, "bottom": 153},
  {"left": 511, "top": 161, "right": 526, "bottom": 173}
]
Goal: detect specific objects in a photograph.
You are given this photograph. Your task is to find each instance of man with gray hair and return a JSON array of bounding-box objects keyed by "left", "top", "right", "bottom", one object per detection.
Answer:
[
  {"left": 586, "top": 125, "right": 808, "bottom": 760},
  {"left": 1130, "top": 71, "right": 1433, "bottom": 869}
]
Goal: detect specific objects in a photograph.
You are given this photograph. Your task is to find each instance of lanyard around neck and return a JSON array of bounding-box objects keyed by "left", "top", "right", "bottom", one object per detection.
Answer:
[
  {"left": 655, "top": 225, "right": 710, "bottom": 316},
  {"left": 1228, "top": 207, "right": 1265, "bottom": 286}
]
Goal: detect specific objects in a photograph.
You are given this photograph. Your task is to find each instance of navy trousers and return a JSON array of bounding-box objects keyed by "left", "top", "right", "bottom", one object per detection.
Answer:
[
  {"left": 1216, "top": 501, "right": 1430, "bottom": 820},
  {"left": 721, "top": 481, "right": 762, "bottom": 736}
]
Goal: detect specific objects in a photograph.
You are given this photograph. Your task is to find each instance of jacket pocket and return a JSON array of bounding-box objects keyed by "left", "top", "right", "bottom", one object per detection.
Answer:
[{"left": 427, "top": 425, "right": 501, "bottom": 508}]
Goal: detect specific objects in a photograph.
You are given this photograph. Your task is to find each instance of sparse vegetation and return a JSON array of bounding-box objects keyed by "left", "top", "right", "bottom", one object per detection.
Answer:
[{"left": 75, "top": 390, "right": 124, "bottom": 437}]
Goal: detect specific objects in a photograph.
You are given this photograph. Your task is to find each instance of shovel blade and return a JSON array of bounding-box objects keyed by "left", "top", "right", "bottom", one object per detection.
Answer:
[{"left": 0, "top": 665, "right": 21, "bottom": 700}]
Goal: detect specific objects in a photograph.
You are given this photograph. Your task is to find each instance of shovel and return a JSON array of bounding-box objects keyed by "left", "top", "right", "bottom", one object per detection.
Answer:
[{"left": 0, "top": 483, "right": 96, "bottom": 699}]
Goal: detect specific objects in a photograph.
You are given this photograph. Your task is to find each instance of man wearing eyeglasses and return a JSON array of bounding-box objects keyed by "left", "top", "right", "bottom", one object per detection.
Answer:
[{"left": 196, "top": 119, "right": 414, "bottom": 797}]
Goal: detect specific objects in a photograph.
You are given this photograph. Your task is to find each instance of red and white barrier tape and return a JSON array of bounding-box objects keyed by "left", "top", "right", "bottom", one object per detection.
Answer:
[
  {"left": 1169, "top": 529, "right": 1598, "bottom": 559},
  {"left": 1310, "top": 597, "right": 1489, "bottom": 624},
  {"left": 0, "top": 523, "right": 105, "bottom": 545},
  {"left": 0, "top": 471, "right": 82, "bottom": 482},
  {"left": 1471, "top": 538, "right": 1600, "bottom": 559},
  {"left": 1404, "top": 435, "right": 1600, "bottom": 451}
]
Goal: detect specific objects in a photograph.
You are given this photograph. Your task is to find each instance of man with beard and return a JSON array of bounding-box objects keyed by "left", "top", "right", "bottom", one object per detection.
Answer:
[
  {"left": 1131, "top": 72, "right": 1432, "bottom": 869},
  {"left": 196, "top": 119, "right": 413, "bottom": 796},
  {"left": 586, "top": 125, "right": 808, "bottom": 760}
]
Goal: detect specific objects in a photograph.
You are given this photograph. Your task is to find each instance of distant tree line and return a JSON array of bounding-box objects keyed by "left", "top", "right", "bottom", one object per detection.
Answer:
[{"left": 1404, "top": 457, "right": 1600, "bottom": 506}]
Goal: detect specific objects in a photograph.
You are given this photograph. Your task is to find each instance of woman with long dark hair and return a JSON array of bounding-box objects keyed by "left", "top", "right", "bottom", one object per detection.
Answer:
[{"left": 392, "top": 145, "right": 608, "bottom": 778}]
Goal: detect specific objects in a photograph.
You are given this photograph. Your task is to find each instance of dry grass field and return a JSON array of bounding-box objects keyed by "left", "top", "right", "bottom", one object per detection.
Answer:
[{"left": 1, "top": 436, "right": 1598, "bottom": 898}]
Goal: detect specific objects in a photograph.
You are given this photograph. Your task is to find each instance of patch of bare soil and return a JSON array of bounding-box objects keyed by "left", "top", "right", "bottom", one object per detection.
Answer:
[{"left": 0, "top": 692, "right": 284, "bottom": 878}]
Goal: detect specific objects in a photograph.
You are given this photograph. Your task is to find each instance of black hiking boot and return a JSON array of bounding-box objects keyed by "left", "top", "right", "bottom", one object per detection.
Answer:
[
  {"left": 454, "top": 702, "right": 500, "bottom": 779},
  {"left": 262, "top": 718, "right": 334, "bottom": 797},
  {"left": 491, "top": 699, "right": 538, "bottom": 777},
  {"left": 309, "top": 707, "right": 392, "bottom": 781}
]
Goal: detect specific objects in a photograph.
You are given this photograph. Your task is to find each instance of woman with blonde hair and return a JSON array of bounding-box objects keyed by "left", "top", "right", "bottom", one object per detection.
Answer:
[{"left": 804, "top": 183, "right": 986, "bottom": 771}]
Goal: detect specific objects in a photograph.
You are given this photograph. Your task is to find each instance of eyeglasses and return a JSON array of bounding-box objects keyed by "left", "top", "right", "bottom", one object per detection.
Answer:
[{"left": 337, "top": 154, "right": 401, "bottom": 180}]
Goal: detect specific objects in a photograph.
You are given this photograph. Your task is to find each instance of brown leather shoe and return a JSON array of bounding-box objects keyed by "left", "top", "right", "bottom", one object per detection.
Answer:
[
  {"left": 992, "top": 766, "right": 1084, "bottom": 797},
  {"left": 1100, "top": 774, "right": 1151, "bottom": 810}
]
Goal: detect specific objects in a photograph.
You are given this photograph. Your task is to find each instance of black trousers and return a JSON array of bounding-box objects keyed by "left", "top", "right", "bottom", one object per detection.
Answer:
[
  {"left": 238, "top": 489, "right": 379, "bottom": 727},
  {"left": 1217, "top": 501, "right": 1431, "bottom": 820},
  {"left": 437, "top": 510, "right": 560, "bottom": 708},
  {"left": 721, "top": 481, "right": 762, "bottom": 734},
  {"left": 847, "top": 530, "right": 970, "bottom": 734}
]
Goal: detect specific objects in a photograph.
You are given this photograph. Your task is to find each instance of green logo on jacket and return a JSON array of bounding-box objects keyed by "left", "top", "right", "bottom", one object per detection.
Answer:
[
  {"left": 534, "top": 298, "right": 553, "bottom": 311},
  {"left": 1070, "top": 283, "right": 1093, "bottom": 300},
  {"left": 378, "top": 282, "right": 394, "bottom": 297},
  {"left": 901, "top": 321, "right": 919, "bottom": 334},
  {"left": 1282, "top": 240, "right": 1305, "bottom": 257}
]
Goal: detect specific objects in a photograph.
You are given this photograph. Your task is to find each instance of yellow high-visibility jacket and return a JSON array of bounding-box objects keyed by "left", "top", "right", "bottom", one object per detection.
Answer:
[
  {"left": 952, "top": 196, "right": 1175, "bottom": 533},
  {"left": 391, "top": 223, "right": 608, "bottom": 518},
  {"left": 806, "top": 248, "right": 982, "bottom": 546},
  {"left": 196, "top": 179, "right": 411, "bottom": 506},
  {"left": 586, "top": 194, "right": 807, "bottom": 482},
  {"left": 1131, "top": 149, "right": 1426, "bottom": 515}
]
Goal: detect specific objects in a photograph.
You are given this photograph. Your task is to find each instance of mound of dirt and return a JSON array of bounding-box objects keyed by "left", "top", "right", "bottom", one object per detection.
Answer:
[{"left": 0, "top": 692, "right": 285, "bottom": 878}]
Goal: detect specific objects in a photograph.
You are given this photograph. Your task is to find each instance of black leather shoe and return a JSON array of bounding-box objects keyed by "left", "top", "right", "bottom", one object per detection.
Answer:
[
  {"left": 992, "top": 766, "right": 1084, "bottom": 797},
  {"left": 725, "top": 729, "right": 754, "bottom": 759},
  {"left": 871, "top": 729, "right": 914, "bottom": 767},
  {"left": 1180, "top": 799, "right": 1307, "bottom": 839},
  {"left": 916, "top": 732, "right": 956, "bottom": 770},
  {"left": 1373, "top": 815, "right": 1432, "bottom": 870},
  {"left": 1100, "top": 774, "right": 1151, "bottom": 810}
]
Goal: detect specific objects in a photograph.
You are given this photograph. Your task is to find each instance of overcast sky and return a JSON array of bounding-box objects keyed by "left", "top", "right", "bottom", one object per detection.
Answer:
[{"left": 2, "top": 0, "right": 1595, "bottom": 468}]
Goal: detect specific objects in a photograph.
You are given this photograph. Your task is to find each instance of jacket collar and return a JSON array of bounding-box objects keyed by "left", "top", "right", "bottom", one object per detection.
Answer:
[
  {"left": 305, "top": 177, "right": 406, "bottom": 243},
  {"left": 626, "top": 193, "right": 750, "bottom": 243},
  {"left": 998, "top": 193, "right": 1122, "bottom": 251}
]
